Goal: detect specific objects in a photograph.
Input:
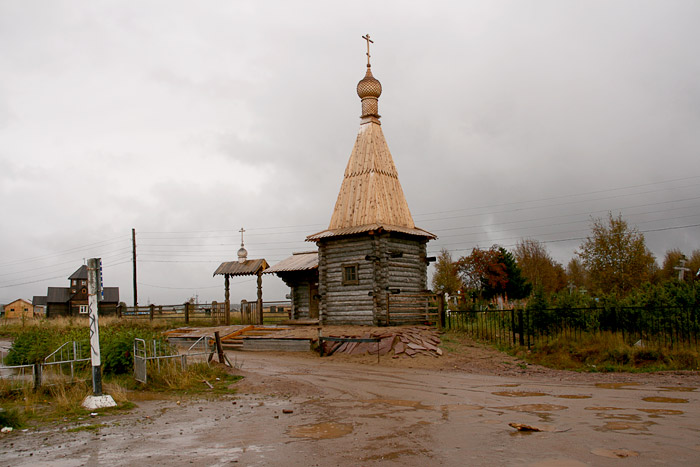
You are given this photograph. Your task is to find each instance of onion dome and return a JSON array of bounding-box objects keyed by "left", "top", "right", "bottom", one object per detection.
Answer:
[
  {"left": 357, "top": 66, "right": 382, "bottom": 118},
  {"left": 237, "top": 246, "right": 248, "bottom": 263}
]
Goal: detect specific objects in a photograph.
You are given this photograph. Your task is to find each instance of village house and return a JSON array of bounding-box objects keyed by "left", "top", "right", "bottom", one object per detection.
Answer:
[
  {"left": 270, "top": 37, "right": 436, "bottom": 325},
  {"left": 33, "top": 265, "right": 120, "bottom": 317},
  {"left": 3, "top": 298, "right": 34, "bottom": 319}
]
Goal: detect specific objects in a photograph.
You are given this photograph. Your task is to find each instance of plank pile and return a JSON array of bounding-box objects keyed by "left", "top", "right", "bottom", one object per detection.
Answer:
[{"left": 321, "top": 327, "right": 442, "bottom": 358}]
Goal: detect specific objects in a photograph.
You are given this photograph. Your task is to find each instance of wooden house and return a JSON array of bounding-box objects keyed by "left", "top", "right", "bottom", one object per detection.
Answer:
[
  {"left": 265, "top": 251, "right": 319, "bottom": 320},
  {"left": 305, "top": 40, "right": 436, "bottom": 325},
  {"left": 33, "top": 265, "right": 120, "bottom": 317},
  {"left": 3, "top": 298, "right": 33, "bottom": 319}
]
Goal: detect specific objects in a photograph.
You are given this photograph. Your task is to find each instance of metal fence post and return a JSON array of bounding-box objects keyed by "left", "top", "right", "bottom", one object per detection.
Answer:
[
  {"left": 438, "top": 294, "right": 446, "bottom": 329},
  {"left": 518, "top": 310, "right": 525, "bottom": 347}
]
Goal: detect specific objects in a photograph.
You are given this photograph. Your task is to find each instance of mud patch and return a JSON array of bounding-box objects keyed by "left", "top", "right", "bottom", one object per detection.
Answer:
[
  {"left": 595, "top": 421, "right": 656, "bottom": 433},
  {"left": 596, "top": 413, "right": 642, "bottom": 421},
  {"left": 361, "top": 448, "right": 427, "bottom": 461},
  {"left": 585, "top": 406, "right": 627, "bottom": 411},
  {"left": 495, "top": 383, "right": 520, "bottom": 387},
  {"left": 492, "top": 391, "right": 547, "bottom": 397},
  {"left": 441, "top": 404, "right": 483, "bottom": 412},
  {"left": 288, "top": 422, "right": 353, "bottom": 439},
  {"left": 591, "top": 448, "right": 639, "bottom": 459},
  {"left": 658, "top": 386, "right": 696, "bottom": 392},
  {"left": 363, "top": 399, "right": 433, "bottom": 410},
  {"left": 595, "top": 382, "right": 640, "bottom": 390},
  {"left": 642, "top": 396, "right": 688, "bottom": 404},
  {"left": 637, "top": 408, "right": 684, "bottom": 415},
  {"left": 498, "top": 404, "right": 568, "bottom": 413},
  {"left": 556, "top": 395, "right": 591, "bottom": 399}
]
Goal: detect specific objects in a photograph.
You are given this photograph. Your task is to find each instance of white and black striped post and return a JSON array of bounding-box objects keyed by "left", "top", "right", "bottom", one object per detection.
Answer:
[{"left": 82, "top": 258, "right": 116, "bottom": 409}]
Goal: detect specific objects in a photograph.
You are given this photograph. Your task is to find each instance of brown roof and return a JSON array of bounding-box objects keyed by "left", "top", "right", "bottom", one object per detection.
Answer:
[
  {"left": 326, "top": 120, "right": 417, "bottom": 230},
  {"left": 265, "top": 252, "right": 318, "bottom": 274},
  {"left": 68, "top": 265, "right": 88, "bottom": 280},
  {"left": 307, "top": 223, "right": 436, "bottom": 242},
  {"left": 213, "top": 259, "right": 269, "bottom": 277}
]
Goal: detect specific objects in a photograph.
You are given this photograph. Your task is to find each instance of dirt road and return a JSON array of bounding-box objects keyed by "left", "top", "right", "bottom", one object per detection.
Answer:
[{"left": 1, "top": 350, "right": 699, "bottom": 466}]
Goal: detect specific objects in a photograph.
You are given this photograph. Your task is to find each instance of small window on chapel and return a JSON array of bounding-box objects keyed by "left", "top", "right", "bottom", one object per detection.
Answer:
[{"left": 343, "top": 264, "right": 358, "bottom": 285}]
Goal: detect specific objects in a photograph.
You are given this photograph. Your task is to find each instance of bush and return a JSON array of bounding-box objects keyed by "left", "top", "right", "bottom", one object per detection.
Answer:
[
  {"left": 5, "top": 322, "right": 171, "bottom": 376},
  {"left": 0, "top": 406, "right": 23, "bottom": 428}
]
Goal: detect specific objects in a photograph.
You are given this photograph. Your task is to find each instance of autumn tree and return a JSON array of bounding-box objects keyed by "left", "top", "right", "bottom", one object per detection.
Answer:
[
  {"left": 514, "top": 239, "right": 567, "bottom": 294},
  {"left": 659, "top": 248, "right": 686, "bottom": 282},
  {"left": 457, "top": 246, "right": 531, "bottom": 301},
  {"left": 576, "top": 213, "right": 656, "bottom": 295},
  {"left": 431, "top": 249, "right": 462, "bottom": 295},
  {"left": 687, "top": 250, "right": 700, "bottom": 280},
  {"left": 566, "top": 257, "right": 588, "bottom": 290}
]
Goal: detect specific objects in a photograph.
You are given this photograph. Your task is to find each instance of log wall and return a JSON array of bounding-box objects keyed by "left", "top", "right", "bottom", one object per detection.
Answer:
[{"left": 318, "top": 232, "right": 429, "bottom": 325}]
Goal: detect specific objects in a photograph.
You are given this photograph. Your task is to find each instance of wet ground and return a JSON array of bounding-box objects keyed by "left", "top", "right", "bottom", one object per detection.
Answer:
[{"left": 1, "top": 351, "right": 699, "bottom": 466}]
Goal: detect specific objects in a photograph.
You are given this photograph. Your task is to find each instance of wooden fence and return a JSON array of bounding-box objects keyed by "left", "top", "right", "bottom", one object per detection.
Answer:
[
  {"left": 240, "top": 300, "right": 292, "bottom": 325},
  {"left": 385, "top": 293, "right": 442, "bottom": 326},
  {"left": 118, "top": 302, "right": 230, "bottom": 325}
]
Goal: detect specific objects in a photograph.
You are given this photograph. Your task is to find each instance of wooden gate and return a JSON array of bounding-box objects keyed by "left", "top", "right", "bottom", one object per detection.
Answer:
[{"left": 385, "top": 293, "right": 439, "bottom": 326}]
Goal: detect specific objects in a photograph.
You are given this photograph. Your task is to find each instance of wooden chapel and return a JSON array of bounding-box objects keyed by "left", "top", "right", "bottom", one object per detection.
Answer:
[{"left": 304, "top": 35, "right": 436, "bottom": 325}]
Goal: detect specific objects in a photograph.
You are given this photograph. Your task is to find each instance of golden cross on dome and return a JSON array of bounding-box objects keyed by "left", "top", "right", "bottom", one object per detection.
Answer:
[{"left": 362, "top": 34, "right": 373, "bottom": 66}]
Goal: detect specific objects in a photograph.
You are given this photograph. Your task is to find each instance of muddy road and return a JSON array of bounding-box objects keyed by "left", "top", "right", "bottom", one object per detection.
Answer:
[{"left": 1, "top": 350, "right": 699, "bottom": 466}]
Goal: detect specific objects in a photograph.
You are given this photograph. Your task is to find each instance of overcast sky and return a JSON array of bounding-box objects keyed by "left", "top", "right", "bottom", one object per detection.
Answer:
[{"left": 1, "top": 1, "right": 699, "bottom": 306}]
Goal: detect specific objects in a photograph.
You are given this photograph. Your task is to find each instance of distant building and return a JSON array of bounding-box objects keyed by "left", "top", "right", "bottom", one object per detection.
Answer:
[
  {"left": 3, "top": 298, "right": 33, "bottom": 319},
  {"left": 33, "top": 265, "right": 120, "bottom": 317},
  {"left": 32, "top": 295, "right": 47, "bottom": 316}
]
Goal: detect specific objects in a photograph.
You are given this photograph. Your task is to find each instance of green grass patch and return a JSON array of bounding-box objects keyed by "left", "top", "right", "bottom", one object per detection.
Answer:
[{"left": 66, "top": 423, "right": 105, "bottom": 433}]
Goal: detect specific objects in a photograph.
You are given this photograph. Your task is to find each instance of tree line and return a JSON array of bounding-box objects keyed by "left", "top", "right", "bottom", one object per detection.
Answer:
[{"left": 433, "top": 213, "right": 700, "bottom": 309}]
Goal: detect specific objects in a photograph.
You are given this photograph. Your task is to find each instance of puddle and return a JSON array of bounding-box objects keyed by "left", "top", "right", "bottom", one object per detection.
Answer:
[
  {"left": 363, "top": 399, "right": 433, "bottom": 410},
  {"left": 584, "top": 406, "right": 627, "bottom": 411},
  {"left": 658, "top": 386, "right": 697, "bottom": 392},
  {"left": 556, "top": 395, "right": 592, "bottom": 399},
  {"left": 495, "top": 384, "right": 520, "bottom": 388},
  {"left": 288, "top": 422, "right": 353, "bottom": 439},
  {"left": 596, "top": 413, "right": 641, "bottom": 421},
  {"left": 498, "top": 404, "right": 568, "bottom": 413},
  {"left": 591, "top": 448, "right": 639, "bottom": 459},
  {"left": 642, "top": 396, "right": 688, "bottom": 404},
  {"left": 492, "top": 391, "right": 548, "bottom": 397},
  {"left": 531, "top": 459, "right": 587, "bottom": 467},
  {"left": 637, "top": 408, "right": 684, "bottom": 415},
  {"left": 595, "top": 382, "right": 640, "bottom": 390},
  {"left": 441, "top": 404, "right": 483, "bottom": 412},
  {"left": 595, "top": 421, "right": 656, "bottom": 432},
  {"left": 362, "top": 449, "right": 426, "bottom": 461}
]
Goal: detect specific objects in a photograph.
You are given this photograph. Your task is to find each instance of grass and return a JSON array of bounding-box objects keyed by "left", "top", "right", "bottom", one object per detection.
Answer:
[
  {"left": 0, "top": 318, "right": 244, "bottom": 429},
  {"left": 510, "top": 332, "right": 700, "bottom": 372}
]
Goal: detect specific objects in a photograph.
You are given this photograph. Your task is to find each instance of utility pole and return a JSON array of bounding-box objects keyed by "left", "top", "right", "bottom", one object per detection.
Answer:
[
  {"left": 132, "top": 228, "right": 138, "bottom": 307},
  {"left": 82, "top": 258, "right": 116, "bottom": 409}
]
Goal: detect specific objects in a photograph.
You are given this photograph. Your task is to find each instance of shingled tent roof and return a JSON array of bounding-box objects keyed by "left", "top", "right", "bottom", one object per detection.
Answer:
[
  {"left": 306, "top": 58, "right": 435, "bottom": 242},
  {"left": 213, "top": 259, "right": 269, "bottom": 277}
]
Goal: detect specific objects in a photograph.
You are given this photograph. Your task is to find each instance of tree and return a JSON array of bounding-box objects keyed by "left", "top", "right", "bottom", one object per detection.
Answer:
[
  {"left": 431, "top": 249, "right": 462, "bottom": 295},
  {"left": 456, "top": 245, "right": 531, "bottom": 301},
  {"left": 687, "top": 250, "right": 700, "bottom": 281},
  {"left": 457, "top": 246, "right": 507, "bottom": 299},
  {"left": 514, "top": 239, "right": 567, "bottom": 294},
  {"left": 659, "top": 248, "right": 686, "bottom": 282},
  {"left": 576, "top": 213, "right": 656, "bottom": 295},
  {"left": 566, "top": 257, "right": 588, "bottom": 290}
]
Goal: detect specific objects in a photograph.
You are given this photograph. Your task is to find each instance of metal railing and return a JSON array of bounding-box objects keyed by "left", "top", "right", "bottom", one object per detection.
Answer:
[
  {"left": 133, "top": 336, "right": 213, "bottom": 384},
  {"left": 446, "top": 306, "right": 700, "bottom": 350}
]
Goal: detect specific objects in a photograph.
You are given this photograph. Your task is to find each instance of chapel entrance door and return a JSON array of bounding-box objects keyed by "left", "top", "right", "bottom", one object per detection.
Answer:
[{"left": 309, "top": 281, "right": 319, "bottom": 319}]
